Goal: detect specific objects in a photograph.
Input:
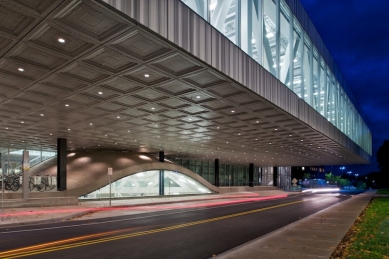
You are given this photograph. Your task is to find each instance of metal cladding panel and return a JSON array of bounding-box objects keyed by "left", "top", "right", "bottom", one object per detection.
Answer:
[
  {"left": 190, "top": 12, "right": 212, "bottom": 65},
  {"left": 288, "top": 92, "right": 299, "bottom": 118}
]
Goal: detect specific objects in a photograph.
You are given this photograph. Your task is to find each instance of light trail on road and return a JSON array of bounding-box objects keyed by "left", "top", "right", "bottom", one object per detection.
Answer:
[{"left": 0, "top": 199, "right": 303, "bottom": 259}]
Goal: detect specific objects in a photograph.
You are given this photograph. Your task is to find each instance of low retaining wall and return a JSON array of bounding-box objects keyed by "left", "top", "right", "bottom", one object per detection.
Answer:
[{"left": 1, "top": 197, "right": 78, "bottom": 208}]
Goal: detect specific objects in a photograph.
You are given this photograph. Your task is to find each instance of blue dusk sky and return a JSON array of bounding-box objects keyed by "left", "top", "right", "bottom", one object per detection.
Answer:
[{"left": 299, "top": 0, "right": 389, "bottom": 175}]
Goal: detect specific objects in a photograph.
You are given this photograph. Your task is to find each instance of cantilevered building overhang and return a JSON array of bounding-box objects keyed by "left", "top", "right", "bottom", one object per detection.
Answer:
[{"left": 0, "top": 0, "right": 371, "bottom": 167}]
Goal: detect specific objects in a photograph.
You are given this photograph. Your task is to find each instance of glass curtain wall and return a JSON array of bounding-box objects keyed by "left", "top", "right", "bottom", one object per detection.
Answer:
[
  {"left": 278, "top": 166, "right": 291, "bottom": 189},
  {"left": 169, "top": 157, "right": 262, "bottom": 187},
  {"left": 181, "top": 0, "right": 372, "bottom": 155},
  {"left": 80, "top": 170, "right": 212, "bottom": 199},
  {"left": 0, "top": 149, "right": 56, "bottom": 174}
]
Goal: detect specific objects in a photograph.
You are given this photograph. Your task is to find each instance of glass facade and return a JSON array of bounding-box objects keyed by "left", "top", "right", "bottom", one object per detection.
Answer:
[
  {"left": 80, "top": 170, "right": 212, "bottom": 199},
  {"left": 168, "top": 156, "right": 291, "bottom": 189},
  {"left": 0, "top": 149, "right": 56, "bottom": 174},
  {"left": 181, "top": 0, "right": 372, "bottom": 155}
]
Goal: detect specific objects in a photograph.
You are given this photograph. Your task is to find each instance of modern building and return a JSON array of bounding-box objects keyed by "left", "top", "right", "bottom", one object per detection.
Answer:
[{"left": 0, "top": 0, "right": 371, "bottom": 198}]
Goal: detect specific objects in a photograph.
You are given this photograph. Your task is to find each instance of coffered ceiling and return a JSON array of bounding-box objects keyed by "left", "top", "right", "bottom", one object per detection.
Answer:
[{"left": 0, "top": 0, "right": 368, "bottom": 166}]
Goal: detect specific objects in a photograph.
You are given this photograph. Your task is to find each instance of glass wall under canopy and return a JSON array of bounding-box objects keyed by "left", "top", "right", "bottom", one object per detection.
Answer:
[
  {"left": 80, "top": 170, "right": 212, "bottom": 199},
  {"left": 0, "top": 149, "right": 56, "bottom": 174},
  {"left": 181, "top": 0, "right": 371, "bottom": 155}
]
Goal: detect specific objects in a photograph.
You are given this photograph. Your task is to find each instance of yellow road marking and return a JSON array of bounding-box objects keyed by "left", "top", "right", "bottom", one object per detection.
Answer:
[{"left": 0, "top": 200, "right": 304, "bottom": 258}]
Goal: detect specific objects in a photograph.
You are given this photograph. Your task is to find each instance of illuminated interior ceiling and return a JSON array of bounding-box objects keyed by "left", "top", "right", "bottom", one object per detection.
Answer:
[{"left": 0, "top": 0, "right": 368, "bottom": 166}]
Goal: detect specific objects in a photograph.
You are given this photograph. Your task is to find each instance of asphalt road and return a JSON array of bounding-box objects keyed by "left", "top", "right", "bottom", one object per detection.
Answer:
[{"left": 0, "top": 193, "right": 356, "bottom": 259}]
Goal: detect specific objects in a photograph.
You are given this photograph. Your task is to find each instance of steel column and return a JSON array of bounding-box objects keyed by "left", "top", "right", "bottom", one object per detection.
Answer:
[{"left": 57, "top": 138, "right": 67, "bottom": 191}]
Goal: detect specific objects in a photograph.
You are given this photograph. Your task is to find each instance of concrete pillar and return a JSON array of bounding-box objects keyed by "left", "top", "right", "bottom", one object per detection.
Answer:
[
  {"left": 159, "top": 151, "right": 164, "bottom": 162},
  {"left": 214, "top": 159, "right": 220, "bottom": 187},
  {"left": 159, "top": 151, "right": 164, "bottom": 195},
  {"left": 57, "top": 138, "right": 67, "bottom": 191},
  {"left": 22, "top": 150, "right": 29, "bottom": 199},
  {"left": 273, "top": 167, "right": 278, "bottom": 187},
  {"left": 249, "top": 163, "right": 254, "bottom": 187}
]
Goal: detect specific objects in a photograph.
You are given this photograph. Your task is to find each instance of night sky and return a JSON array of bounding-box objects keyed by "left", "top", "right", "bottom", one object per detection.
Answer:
[{"left": 299, "top": 0, "right": 389, "bottom": 175}]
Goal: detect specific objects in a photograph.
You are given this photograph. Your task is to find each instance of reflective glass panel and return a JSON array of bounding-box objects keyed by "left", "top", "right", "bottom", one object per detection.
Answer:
[
  {"left": 210, "top": 0, "right": 239, "bottom": 44},
  {"left": 181, "top": 0, "right": 208, "bottom": 20},
  {"left": 262, "top": 0, "right": 277, "bottom": 76},
  {"left": 279, "top": 2, "right": 291, "bottom": 86},
  {"left": 80, "top": 170, "right": 212, "bottom": 199}
]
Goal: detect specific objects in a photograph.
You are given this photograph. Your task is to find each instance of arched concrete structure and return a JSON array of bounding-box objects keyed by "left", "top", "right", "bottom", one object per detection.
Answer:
[{"left": 29, "top": 151, "right": 218, "bottom": 197}]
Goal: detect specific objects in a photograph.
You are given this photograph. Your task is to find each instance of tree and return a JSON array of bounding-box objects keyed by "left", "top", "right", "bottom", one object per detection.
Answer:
[
  {"left": 325, "top": 173, "right": 340, "bottom": 185},
  {"left": 303, "top": 173, "right": 311, "bottom": 180},
  {"left": 376, "top": 140, "right": 389, "bottom": 173}
]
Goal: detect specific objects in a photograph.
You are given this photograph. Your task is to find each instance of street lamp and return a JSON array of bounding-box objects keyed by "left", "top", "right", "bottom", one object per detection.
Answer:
[
  {"left": 340, "top": 166, "right": 345, "bottom": 174},
  {"left": 347, "top": 171, "right": 352, "bottom": 179},
  {"left": 355, "top": 173, "right": 359, "bottom": 183}
]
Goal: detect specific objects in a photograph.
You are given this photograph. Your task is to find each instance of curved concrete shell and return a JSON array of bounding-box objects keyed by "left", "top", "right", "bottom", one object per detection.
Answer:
[{"left": 29, "top": 151, "right": 219, "bottom": 196}]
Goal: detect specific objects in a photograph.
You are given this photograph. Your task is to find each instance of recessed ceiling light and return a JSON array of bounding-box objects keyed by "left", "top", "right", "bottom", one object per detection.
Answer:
[
  {"left": 21, "top": 121, "right": 24, "bottom": 123},
  {"left": 58, "top": 38, "right": 65, "bottom": 43},
  {"left": 5, "top": 127, "right": 8, "bottom": 129},
  {"left": 98, "top": 92, "right": 103, "bottom": 95},
  {"left": 117, "top": 116, "right": 120, "bottom": 119},
  {"left": 68, "top": 129, "right": 71, "bottom": 131},
  {"left": 50, "top": 133, "right": 52, "bottom": 135},
  {"left": 40, "top": 114, "right": 44, "bottom": 116},
  {"left": 196, "top": 96, "right": 201, "bottom": 99},
  {"left": 275, "top": 129, "right": 278, "bottom": 131},
  {"left": 231, "top": 111, "right": 235, "bottom": 113},
  {"left": 90, "top": 123, "right": 93, "bottom": 125},
  {"left": 128, "top": 130, "right": 130, "bottom": 132},
  {"left": 65, "top": 104, "right": 69, "bottom": 107},
  {"left": 289, "top": 135, "right": 292, "bottom": 137},
  {"left": 256, "top": 121, "right": 259, "bottom": 123},
  {"left": 151, "top": 107, "right": 155, "bottom": 110},
  {"left": 144, "top": 74, "right": 150, "bottom": 78},
  {"left": 18, "top": 68, "right": 24, "bottom": 72},
  {"left": 105, "top": 134, "right": 107, "bottom": 136},
  {"left": 301, "top": 140, "right": 303, "bottom": 141}
]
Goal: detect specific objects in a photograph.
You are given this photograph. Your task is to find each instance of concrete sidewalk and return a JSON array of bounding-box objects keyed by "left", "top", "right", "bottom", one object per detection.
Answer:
[
  {"left": 0, "top": 190, "right": 288, "bottom": 227},
  {"left": 216, "top": 190, "right": 376, "bottom": 259}
]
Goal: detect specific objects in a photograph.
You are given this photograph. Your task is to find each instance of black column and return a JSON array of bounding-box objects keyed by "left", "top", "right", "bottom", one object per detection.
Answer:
[
  {"left": 273, "top": 167, "right": 278, "bottom": 187},
  {"left": 57, "top": 138, "right": 67, "bottom": 191},
  {"left": 249, "top": 163, "right": 254, "bottom": 187},
  {"left": 214, "top": 159, "right": 220, "bottom": 187},
  {"left": 159, "top": 151, "right": 164, "bottom": 195}
]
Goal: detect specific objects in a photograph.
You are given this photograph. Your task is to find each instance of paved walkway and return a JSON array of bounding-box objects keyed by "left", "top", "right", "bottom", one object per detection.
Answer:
[
  {"left": 216, "top": 190, "right": 376, "bottom": 259},
  {"left": 0, "top": 190, "right": 376, "bottom": 259}
]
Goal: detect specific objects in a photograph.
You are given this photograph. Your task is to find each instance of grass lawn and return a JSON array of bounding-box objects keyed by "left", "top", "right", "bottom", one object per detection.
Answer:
[
  {"left": 376, "top": 189, "right": 389, "bottom": 194},
  {"left": 333, "top": 197, "right": 389, "bottom": 258}
]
